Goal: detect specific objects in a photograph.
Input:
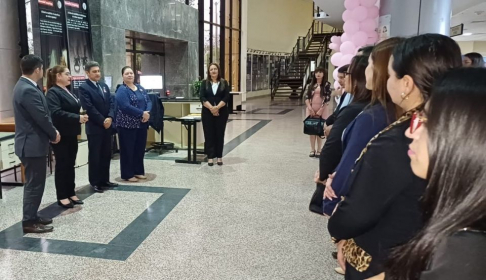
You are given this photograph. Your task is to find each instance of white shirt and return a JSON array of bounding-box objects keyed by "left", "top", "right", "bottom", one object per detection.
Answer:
[
  {"left": 211, "top": 82, "right": 220, "bottom": 95},
  {"left": 22, "top": 76, "right": 39, "bottom": 88}
]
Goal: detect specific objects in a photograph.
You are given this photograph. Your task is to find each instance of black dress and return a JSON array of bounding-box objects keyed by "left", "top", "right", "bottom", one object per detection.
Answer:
[{"left": 328, "top": 117, "right": 427, "bottom": 280}]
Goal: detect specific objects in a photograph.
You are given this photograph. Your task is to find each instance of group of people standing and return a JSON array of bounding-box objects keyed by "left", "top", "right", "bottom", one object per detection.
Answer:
[
  {"left": 13, "top": 55, "right": 151, "bottom": 233},
  {"left": 307, "top": 34, "right": 485, "bottom": 279}
]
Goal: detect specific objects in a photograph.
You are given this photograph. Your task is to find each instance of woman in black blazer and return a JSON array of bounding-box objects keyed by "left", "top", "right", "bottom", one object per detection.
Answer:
[
  {"left": 327, "top": 35, "right": 463, "bottom": 280},
  {"left": 46, "top": 65, "right": 88, "bottom": 208},
  {"left": 200, "top": 63, "right": 230, "bottom": 166}
]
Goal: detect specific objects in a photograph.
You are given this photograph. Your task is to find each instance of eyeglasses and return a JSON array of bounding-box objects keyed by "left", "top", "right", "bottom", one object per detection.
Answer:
[
  {"left": 64, "top": 72, "right": 72, "bottom": 76},
  {"left": 410, "top": 111, "right": 428, "bottom": 134}
]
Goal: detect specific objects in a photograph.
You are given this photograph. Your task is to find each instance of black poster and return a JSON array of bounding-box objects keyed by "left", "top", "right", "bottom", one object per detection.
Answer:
[
  {"left": 27, "top": 0, "right": 70, "bottom": 89},
  {"left": 65, "top": 0, "right": 93, "bottom": 92}
]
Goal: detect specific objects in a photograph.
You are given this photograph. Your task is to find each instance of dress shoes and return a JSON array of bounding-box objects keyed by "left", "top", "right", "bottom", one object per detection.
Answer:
[
  {"left": 37, "top": 217, "right": 53, "bottom": 225},
  {"left": 92, "top": 185, "right": 104, "bottom": 193},
  {"left": 69, "top": 198, "right": 84, "bottom": 205},
  {"left": 58, "top": 200, "right": 74, "bottom": 209},
  {"left": 23, "top": 223, "right": 54, "bottom": 234},
  {"left": 102, "top": 181, "right": 118, "bottom": 187}
]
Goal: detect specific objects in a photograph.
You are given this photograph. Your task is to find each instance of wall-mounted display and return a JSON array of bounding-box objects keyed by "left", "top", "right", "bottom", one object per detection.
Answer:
[
  {"left": 19, "top": 0, "right": 93, "bottom": 94},
  {"left": 65, "top": 0, "right": 93, "bottom": 92}
]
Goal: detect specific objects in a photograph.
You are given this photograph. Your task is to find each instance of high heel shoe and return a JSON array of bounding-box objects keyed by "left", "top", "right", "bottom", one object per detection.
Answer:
[
  {"left": 58, "top": 200, "right": 74, "bottom": 209},
  {"left": 135, "top": 175, "right": 147, "bottom": 179},
  {"left": 69, "top": 198, "right": 84, "bottom": 205},
  {"left": 217, "top": 159, "right": 223, "bottom": 166},
  {"left": 126, "top": 177, "right": 139, "bottom": 182}
]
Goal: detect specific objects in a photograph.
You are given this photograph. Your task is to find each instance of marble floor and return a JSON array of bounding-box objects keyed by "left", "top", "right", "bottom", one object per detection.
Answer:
[{"left": 0, "top": 97, "right": 342, "bottom": 280}]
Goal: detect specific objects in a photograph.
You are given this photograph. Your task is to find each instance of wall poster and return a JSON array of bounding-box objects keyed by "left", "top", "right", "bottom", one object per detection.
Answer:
[
  {"left": 20, "top": 0, "right": 93, "bottom": 94},
  {"left": 65, "top": 0, "right": 93, "bottom": 93}
]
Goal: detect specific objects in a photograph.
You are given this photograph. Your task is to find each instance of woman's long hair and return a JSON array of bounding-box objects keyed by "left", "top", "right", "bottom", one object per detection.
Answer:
[
  {"left": 464, "top": 52, "right": 485, "bottom": 67},
  {"left": 349, "top": 54, "right": 372, "bottom": 104},
  {"left": 392, "top": 34, "right": 462, "bottom": 103},
  {"left": 306, "top": 67, "right": 330, "bottom": 102},
  {"left": 386, "top": 67, "right": 486, "bottom": 280},
  {"left": 205, "top": 63, "right": 225, "bottom": 91},
  {"left": 46, "top": 65, "right": 67, "bottom": 90},
  {"left": 370, "top": 38, "right": 403, "bottom": 108}
]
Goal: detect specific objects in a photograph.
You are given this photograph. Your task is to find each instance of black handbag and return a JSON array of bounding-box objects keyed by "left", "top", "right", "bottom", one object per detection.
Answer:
[{"left": 303, "top": 116, "right": 325, "bottom": 137}]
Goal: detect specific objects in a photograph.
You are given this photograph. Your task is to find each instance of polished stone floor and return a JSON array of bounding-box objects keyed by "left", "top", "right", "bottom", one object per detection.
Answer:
[{"left": 0, "top": 97, "right": 342, "bottom": 280}]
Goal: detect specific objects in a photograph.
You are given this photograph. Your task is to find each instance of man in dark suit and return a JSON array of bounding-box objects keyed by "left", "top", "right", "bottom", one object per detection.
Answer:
[
  {"left": 79, "top": 61, "right": 117, "bottom": 193},
  {"left": 13, "top": 55, "right": 60, "bottom": 233}
]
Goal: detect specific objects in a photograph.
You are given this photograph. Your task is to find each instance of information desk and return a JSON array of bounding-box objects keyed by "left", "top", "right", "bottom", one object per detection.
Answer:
[
  {"left": 147, "top": 98, "right": 205, "bottom": 150},
  {"left": 0, "top": 132, "right": 22, "bottom": 199}
]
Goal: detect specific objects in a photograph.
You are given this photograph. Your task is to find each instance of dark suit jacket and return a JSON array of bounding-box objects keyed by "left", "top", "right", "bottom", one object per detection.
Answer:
[
  {"left": 78, "top": 80, "right": 114, "bottom": 135},
  {"left": 318, "top": 101, "right": 368, "bottom": 181},
  {"left": 199, "top": 79, "right": 230, "bottom": 113},
  {"left": 328, "top": 121, "right": 426, "bottom": 277},
  {"left": 13, "top": 77, "right": 57, "bottom": 158},
  {"left": 326, "top": 91, "right": 348, "bottom": 126},
  {"left": 45, "top": 85, "right": 81, "bottom": 137}
]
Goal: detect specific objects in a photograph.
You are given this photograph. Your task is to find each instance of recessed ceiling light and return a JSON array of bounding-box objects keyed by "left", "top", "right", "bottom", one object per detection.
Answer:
[{"left": 463, "top": 33, "right": 473, "bottom": 36}]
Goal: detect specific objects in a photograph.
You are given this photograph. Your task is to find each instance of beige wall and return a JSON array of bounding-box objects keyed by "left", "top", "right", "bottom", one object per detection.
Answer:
[
  {"left": 456, "top": 41, "right": 486, "bottom": 56},
  {"left": 247, "top": 0, "right": 315, "bottom": 53},
  {"left": 0, "top": 0, "right": 21, "bottom": 121}
]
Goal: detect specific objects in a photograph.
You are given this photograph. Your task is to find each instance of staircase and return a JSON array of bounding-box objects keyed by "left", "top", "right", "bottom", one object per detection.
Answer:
[{"left": 271, "top": 21, "right": 341, "bottom": 100}]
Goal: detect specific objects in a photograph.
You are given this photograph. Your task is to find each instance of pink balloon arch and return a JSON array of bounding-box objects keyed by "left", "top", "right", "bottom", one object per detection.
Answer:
[{"left": 329, "top": 0, "right": 380, "bottom": 89}]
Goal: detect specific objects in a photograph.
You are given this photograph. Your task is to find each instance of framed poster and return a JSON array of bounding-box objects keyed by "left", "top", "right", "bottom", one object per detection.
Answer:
[
  {"left": 65, "top": 0, "right": 94, "bottom": 93},
  {"left": 22, "top": 0, "right": 70, "bottom": 89},
  {"left": 378, "top": 15, "right": 391, "bottom": 42}
]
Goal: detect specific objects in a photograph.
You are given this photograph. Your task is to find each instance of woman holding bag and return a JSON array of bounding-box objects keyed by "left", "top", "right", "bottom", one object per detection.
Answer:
[{"left": 305, "top": 67, "right": 331, "bottom": 157}]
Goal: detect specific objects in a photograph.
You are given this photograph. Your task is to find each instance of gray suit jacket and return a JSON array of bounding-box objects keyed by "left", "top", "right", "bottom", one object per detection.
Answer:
[{"left": 13, "top": 77, "right": 57, "bottom": 158}]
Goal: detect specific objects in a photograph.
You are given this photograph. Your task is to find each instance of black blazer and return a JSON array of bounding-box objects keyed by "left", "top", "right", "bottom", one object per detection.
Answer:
[
  {"left": 200, "top": 79, "right": 230, "bottom": 112},
  {"left": 45, "top": 85, "right": 81, "bottom": 136},
  {"left": 318, "top": 101, "right": 368, "bottom": 181},
  {"left": 328, "top": 121, "right": 427, "bottom": 278},
  {"left": 326, "top": 91, "right": 348, "bottom": 126},
  {"left": 79, "top": 80, "right": 115, "bottom": 135}
]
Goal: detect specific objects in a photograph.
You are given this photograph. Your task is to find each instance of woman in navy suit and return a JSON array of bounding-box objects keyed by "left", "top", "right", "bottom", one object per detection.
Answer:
[
  {"left": 321, "top": 38, "right": 403, "bottom": 216},
  {"left": 46, "top": 65, "right": 88, "bottom": 208},
  {"left": 200, "top": 63, "right": 230, "bottom": 166},
  {"left": 115, "top": 66, "right": 152, "bottom": 182}
]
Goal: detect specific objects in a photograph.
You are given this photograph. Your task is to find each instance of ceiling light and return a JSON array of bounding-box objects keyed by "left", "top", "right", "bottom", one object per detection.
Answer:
[{"left": 463, "top": 33, "right": 473, "bottom": 36}]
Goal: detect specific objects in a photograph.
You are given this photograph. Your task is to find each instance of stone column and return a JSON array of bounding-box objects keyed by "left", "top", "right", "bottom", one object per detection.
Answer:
[{"left": 379, "top": 0, "right": 452, "bottom": 37}]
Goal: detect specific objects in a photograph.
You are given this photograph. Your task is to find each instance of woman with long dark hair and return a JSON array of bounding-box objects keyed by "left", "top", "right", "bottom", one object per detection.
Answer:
[
  {"left": 378, "top": 68, "right": 486, "bottom": 280},
  {"left": 200, "top": 63, "right": 230, "bottom": 166},
  {"left": 322, "top": 37, "right": 403, "bottom": 216},
  {"left": 327, "top": 34, "right": 463, "bottom": 280},
  {"left": 115, "top": 66, "right": 152, "bottom": 182},
  {"left": 46, "top": 65, "right": 88, "bottom": 208},
  {"left": 309, "top": 53, "right": 372, "bottom": 214},
  {"left": 305, "top": 67, "right": 331, "bottom": 157},
  {"left": 463, "top": 52, "right": 484, "bottom": 68}
]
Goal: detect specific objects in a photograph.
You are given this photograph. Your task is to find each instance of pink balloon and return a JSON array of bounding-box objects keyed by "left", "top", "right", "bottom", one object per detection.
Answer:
[
  {"left": 344, "top": 0, "right": 360, "bottom": 10},
  {"left": 352, "top": 31, "right": 368, "bottom": 48},
  {"left": 341, "top": 33, "right": 350, "bottom": 42},
  {"left": 360, "top": 0, "right": 377, "bottom": 8},
  {"left": 342, "top": 10, "right": 352, "bottom": 22},
  {"left": 333, "top": 68, "right": 339, "bottom": 80},
  {"left": 331, "top": 36, "right": 341, "bottom": 44},
  {"left": 334, "top": 81, "right": 341, "bottom": 90},
  {"left": 351, "top": 6, "right": 368, "bottom": 22},
  {"left": 343, "top": 20, "right": 360, "bottom": 35},
  {"left": 340, "top": 41, "right": 357, "bottom": 55},
  {"left": 331, "top": 52, "right": 344, "bottom": 66},
  {"left": 329, "top": 43, "right": 338, "bottom": 50},
  {"left": 367, "top": 6, "right": 379, "bottom": 18},
  {"left": 360, "top": 18, "right": 377, "bottom": 33},
  {"left": 340, "top": 54, "right": 355, "bottom": 66}
]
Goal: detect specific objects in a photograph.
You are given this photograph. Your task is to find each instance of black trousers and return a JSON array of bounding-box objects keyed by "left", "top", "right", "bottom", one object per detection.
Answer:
[
  {"left": 118, "top": 126, "right": 147, "bottom": 180},
  {"left": 87, "top": 131, "right": 112, "bottom": 186},
  {"left": 20, "top": 156, "right": 47, "bottom": 225},
  {"left": 202, "top": 108, "right": 229, "bottom": 159},
  {"left": 51, "top": 135, "right": 78, "bottom": 200}
]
